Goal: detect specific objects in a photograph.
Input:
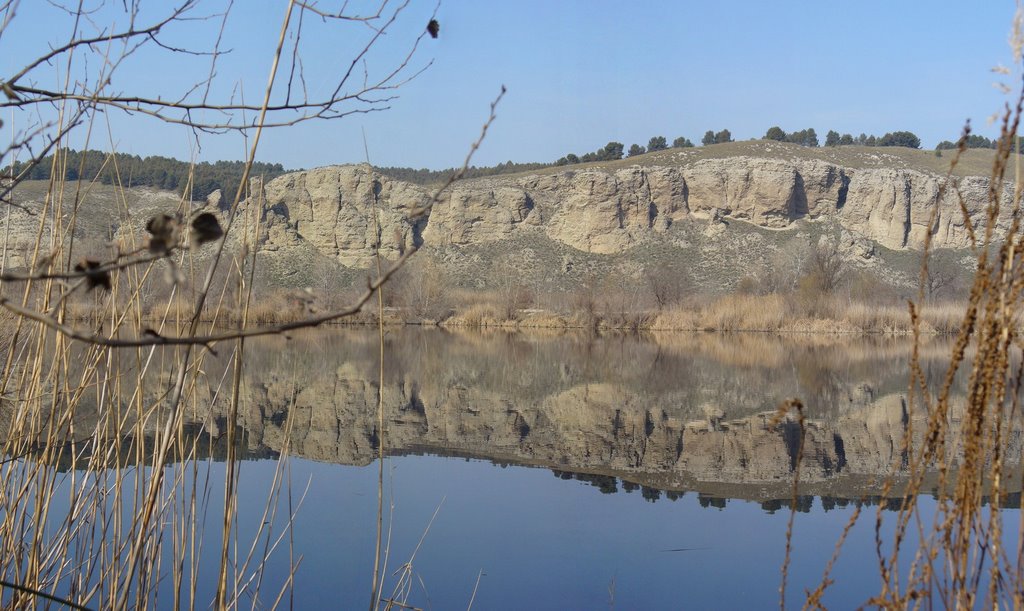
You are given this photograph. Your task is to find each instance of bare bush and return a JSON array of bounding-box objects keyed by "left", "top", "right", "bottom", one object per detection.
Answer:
[
  {"left": 924, "top": 261, "right": 960, "bottom": 301},
  {"left": 390, "top": 257, "right": 451, "bottom": 320},
  {"left": 804, "top": 238, "right": 847, "bottom": 294},
  {"left": 569, "top": 276, "right": 600, "bottom": 331},
  {"left": 644, "top": 266, "right": 688, "bottom": 309},
  {"left": 758, "top": 238, "right": 810, "bottom": 294},
  {"left": 493, "top": 254, "right": 534, "bottom": 320}
]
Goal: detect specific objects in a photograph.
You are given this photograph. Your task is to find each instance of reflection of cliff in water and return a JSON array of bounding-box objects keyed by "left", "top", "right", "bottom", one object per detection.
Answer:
[{"left": 30, "top": 329, "right": 1024, "bottom": 505}]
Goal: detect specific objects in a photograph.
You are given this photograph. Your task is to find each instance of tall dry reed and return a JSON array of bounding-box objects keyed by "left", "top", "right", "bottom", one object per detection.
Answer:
[
  {"left": 793, "top": 89, "right": 1024, "bottom": 608},
  {"left": 0, "top": 1, "right": 491, "bottom": 608}
]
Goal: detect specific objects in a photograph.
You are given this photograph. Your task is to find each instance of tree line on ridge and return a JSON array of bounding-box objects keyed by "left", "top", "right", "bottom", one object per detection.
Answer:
[
  {"left": 8, "top": 150, "right": 288, "bottom": 202},
  {"left": 6, "top": 129, "right": 1005, "bottom": 193}
]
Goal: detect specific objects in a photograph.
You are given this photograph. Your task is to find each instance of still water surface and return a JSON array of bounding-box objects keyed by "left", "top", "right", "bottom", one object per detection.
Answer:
[{"left": 48, "top": 329, "right": 1024, "bottom": 608}]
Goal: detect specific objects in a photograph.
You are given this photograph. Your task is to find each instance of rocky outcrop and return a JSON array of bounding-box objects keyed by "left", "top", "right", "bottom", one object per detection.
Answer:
[
  {"left": 523, "top": 167, "right": 680, "bottom": 253},
  {"left": 244, "top": 156, "right": 1010, "bottom": 268},
  {"left": 421, "top": 180, "right": 539, "bottom": 247},
  {"left": 684, "top": 158, "right": 806, "bottom": 226},
  {"left": 837, "top": 170, "right": 1010, "bottom": 250},
  {"left": 253, "top": 165, "right": 430, "bottom": 267},
  {"left": 0, "top": 154, "right": 1008, "bottom": 275}
]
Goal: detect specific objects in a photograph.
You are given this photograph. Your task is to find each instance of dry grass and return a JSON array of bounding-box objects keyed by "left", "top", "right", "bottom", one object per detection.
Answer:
[
  {"left": 0, "top": 200, "right": 302, "bottom": 608},
  {"left": 842, "top": 302, "right": 920, "bottom": 334},
  {"left": 918, "top": 301, "right": 970, "bottom": 334},
  {"left": 646, "top": 295, "right": 969, "bottom": 335},
  {"left": 516, "top": 311, "right": 573, "bottom": 329},
  {"left": 443, "top": 302, "right": 511, "bottom": 327},
  {"left": 696, "top": 294, "right": 790, "bottom": 331},
  {"left": 117, "top": 286, "right": 970, "bottom": 338}
]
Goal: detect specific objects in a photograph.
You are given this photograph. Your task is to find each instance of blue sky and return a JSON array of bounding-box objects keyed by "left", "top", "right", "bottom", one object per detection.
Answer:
[{"left": 1, "top": 1, "right": 1020, "bottom": 170}]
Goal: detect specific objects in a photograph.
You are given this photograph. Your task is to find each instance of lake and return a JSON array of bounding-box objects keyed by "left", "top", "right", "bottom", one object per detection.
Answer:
[{"left": 7, "top": 328, "right": 1020, "bottom": 609}]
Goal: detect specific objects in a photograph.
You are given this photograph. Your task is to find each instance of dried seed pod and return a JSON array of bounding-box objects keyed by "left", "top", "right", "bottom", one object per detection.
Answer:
[
  {"left": 1, "top": 82, "right": 20, "bottom": 102},
  {"left": 426, "top": 19, "right": 439, "bottom": 38},
  {"left": 146, "top": 213, "right": 182, "bottom": 255},
  {"left": 74, "top": 258, "right": 111, "bottom": 291},
  {"left": 191, "top": 212, "right": 223, "bottom": 245}
]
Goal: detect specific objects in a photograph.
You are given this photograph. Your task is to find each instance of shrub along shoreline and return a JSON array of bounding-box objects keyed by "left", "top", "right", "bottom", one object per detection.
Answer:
[
  {"left": 438, "top": 294, "right": 964, "bottom": 334},
  {"left": 58, "top": 293, "right": 964, "bottom": 336}
]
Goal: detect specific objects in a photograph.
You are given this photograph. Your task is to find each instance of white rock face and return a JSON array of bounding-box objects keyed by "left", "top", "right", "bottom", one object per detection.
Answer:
[
  {"left": 683, "top": 158, "right": 804, "bottom": 227},
  {"left": 247, "top": 158, "right": 1009, "bottom": 266},
  {"left": 422, "top": 180, "right": 536, "bottom": 247},
  {"left": 530, "top": 168, "right": 676, "bottom": 253},
  {"left": 839, "top": 170, "right": 1012, "bottom": 250},
  {"left": 254, "top": 165, "right": 429, "bottom": 267}
]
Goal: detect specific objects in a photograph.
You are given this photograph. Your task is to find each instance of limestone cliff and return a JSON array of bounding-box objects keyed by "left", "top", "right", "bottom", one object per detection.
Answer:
[
  {"left": 0, "top": 149, "right": 1008, "bottom": 281},
  {"left": 253, "top": 165, "right": 430, "bottom": 267},
  {"left": 248, "top": 156, "right": 1010, "bottom": 267}
]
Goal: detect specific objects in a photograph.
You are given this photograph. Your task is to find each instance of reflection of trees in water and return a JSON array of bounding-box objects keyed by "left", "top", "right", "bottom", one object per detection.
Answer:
[{"left": 541, "top": 473, "right": 1024, "bottom": 514}]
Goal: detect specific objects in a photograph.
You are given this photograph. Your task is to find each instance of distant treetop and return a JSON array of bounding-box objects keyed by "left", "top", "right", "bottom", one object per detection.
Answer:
[
  {"left": 703, "top": 129, "right": 732, "bottom": 145},
  {"left": 761, "top": 126, "right": 817, "bottom": 147},
  {"left": 877, "top": 131, "right": 921, "bottom": 149},
  {"left": 764, "top": 126, "right": 786, "bottom": 141},
  {"left": 935, "top": 134, "right": 997, "bottom": 151},
  {"left": 551, "top": 141, "right": 627, "bottom": 167},
  {"left": 379, "top": 159, "right": 551, "bottom": 184},
  {"left": 647, "top": 136, "right": 668, "bottom": 152}
]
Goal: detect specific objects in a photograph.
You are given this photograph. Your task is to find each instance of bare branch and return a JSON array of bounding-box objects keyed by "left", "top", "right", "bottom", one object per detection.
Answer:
[
  {"left": 4, "top": 1, "right": 200, "bottom": 86},
  {"left": 2, "top": 0, "right": 435, "bottom": 136}
]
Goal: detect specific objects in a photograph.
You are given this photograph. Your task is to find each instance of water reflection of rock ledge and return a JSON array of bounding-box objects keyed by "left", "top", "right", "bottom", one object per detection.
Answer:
[
  {"left": 205, "top": 329, "right": 1020, "bottom": 503},
  {"left": 26, "top": 329, "right": 1020, "bottom": 505}
]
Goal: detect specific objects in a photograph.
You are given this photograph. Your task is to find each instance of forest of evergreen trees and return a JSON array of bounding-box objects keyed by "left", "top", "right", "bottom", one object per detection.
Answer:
[{"left": 9, "top": 150, "right": 288, "bottom": 202}]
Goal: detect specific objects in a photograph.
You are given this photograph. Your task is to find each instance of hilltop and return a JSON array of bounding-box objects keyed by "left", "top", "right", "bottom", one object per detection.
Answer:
[
  {"left": 381, "top": 140, "right": 1007, "bottom": 186},
  {"left": 563, "top": 140, "right": 1002, "bottom": 178}
]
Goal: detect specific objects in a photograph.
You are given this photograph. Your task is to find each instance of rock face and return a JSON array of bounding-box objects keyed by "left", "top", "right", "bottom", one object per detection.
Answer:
[
  {"left": 524, "top": 168, "right": 679, "bottom": 253},
  {"left": 246, "top": 157, "right": 1011, "bottom": 267},
  {"left": 422, "top": 180, "right": 539, "bottom": 247},
  {"left": 254, "top": 165, "right": 430, "bottom": 267}
]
